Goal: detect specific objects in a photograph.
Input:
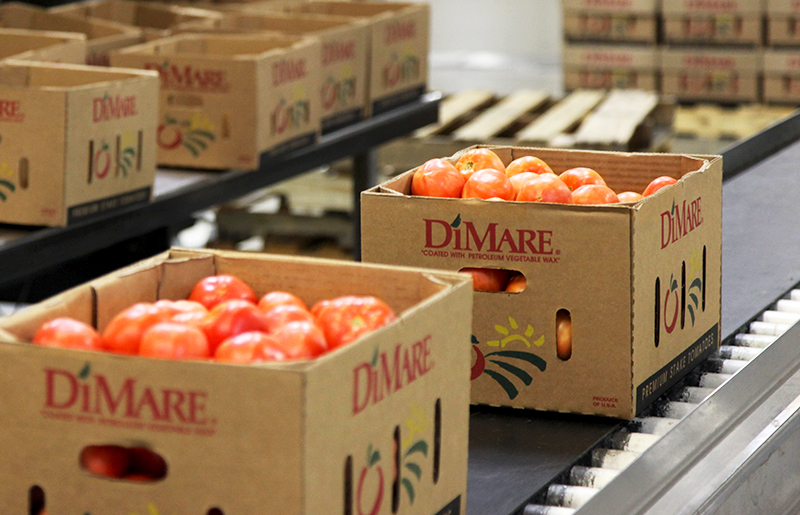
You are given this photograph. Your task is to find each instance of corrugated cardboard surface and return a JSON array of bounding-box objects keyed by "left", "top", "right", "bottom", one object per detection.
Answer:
[
  {"left": 111, "top": 34, "right": 321, "bottom": 170},
  {"left": 563, "top": 43, "right": 660, "bottom": 91},
  {"left": 361, "top": 146, "right": 721, "bottom": 419},
  {"left": 563, "top": 13, "right": 658, "bottom": 43},
  {"left": 0, "top": 62, "right": 158, "bottom": 226},
  {"left": 763, "top": 49, "right": 800, "bottom": 101},
  {"left": 766, "top": 13, "right": 800, "bottom": 45},
  {"left": 0, "top": 28, "right": 86, "bottom": 64},
  {"left": 661, "top": 47, "right": 761, "bottom": 101},
  {"left": 0, "top": 248, "right": 472, "bottom": 514},
  {"left": 662, "top": 0, "right": 763, "bottom": 14},
  {"left": 662, "top": 0, "right": 763, "bottom": 44},
  {"left": 563, "top": 0, "right": 658, "bottom": 13}
]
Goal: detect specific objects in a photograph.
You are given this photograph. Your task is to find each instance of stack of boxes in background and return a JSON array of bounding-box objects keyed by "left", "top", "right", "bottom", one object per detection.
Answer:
[{"left": 764, "top": 0, "right": 800, "bottom": 102}]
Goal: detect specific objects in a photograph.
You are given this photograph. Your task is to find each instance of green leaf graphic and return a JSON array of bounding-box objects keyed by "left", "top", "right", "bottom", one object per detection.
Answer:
[
  {"left": 122, "top": 156, "right": 132, "bottom": 167},
  {"left": 671, "top": 279, "right": 679, "bottom": 292},
  {"left": 690, "top": 292, "right": 699, "bottom": 308},
  {"left": 484, "top": 369, "right": 518, "bottom": 399},
  {"left": 183, "top": 141, "right": 199, "bottom": 156},
  {"left": 688, "top": 304, "right": 695, "bottom": 326},
  {"left": 78, "top": 362, "right": 91, "bottom": 380},
  {"left": 404, "top": 440, "right": 428, "bottom": 459},
  {"left": 371, "top": 347, "right": 379, "bottom": 368},
  {"left": 369, "top": 449, "right": 381, "bottom": 467},
  {"left": 671, "top": 200, "right": 676, "bottom": 214},
  {"left": 451, "top": 214, "right": 461, "bottom": 228},
  {"left": 401, "top": 477, "right": 415, "bottom": 505},
  {"left": 690, "top": 278, "right": 702, "bottom": 291},
  {"left": 485, "top": 350, "right": 547, "bottom": 372},
  {"left": 191, "top": 129, "right": 216, "bottom": 141},
  {"left": 489, "top": 360, "right": 533, "bottom": 385},
  {"left": 471, "top": 335, "right": 479, "bottom": 344},
  {"left": 404, "top": 461, "right": 422, "bottom": 480},
  {"left": 123, "top": 148, "right": 136, "bottom": 156},
  {"left": 186, "top": 135, "right": 208, "bottom": 150},
  {"left": 0, "top": 179, "right": 16, "bottom": 192},
  {"left": 0, "top": 190, "right": 6, "bottom": 202}
]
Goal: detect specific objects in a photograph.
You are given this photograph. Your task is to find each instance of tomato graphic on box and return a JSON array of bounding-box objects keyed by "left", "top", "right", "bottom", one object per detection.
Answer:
[
  {"left": 357, "top": 444, "right": 384, "bottom": 515},
  {"left": 93, "top": 141, "right": 112, "bottom": 179},
  {"left": 158, "top": 114, "right": 216, "bottom": 157}
]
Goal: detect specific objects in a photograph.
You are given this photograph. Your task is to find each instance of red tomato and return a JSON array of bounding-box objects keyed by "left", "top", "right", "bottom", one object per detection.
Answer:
[
  {"left": 505, "top": 273, "right": 526, "bottom": 293},
  {"left": 617, "top": 191, "right": 644, "bottom": 203},
  {"left": 80, "top": 445, "right": 131, "bottom": 479},
  {"left": 215, "top": 331, "right": 287, "bottom": 363},
  {"left": 263, "top": 304, "right": 316, "bottom": 333},
  {"left": 271, "top": 320, "right": 328, "bottom": 358},
  {"left": 313, "top": 296, "right": 396, "bottom": 350},
  {"left": 505, "top": 155, "right": 554, "bottom": 177},
  {"left": 462, "top": 168, "right": 515, "bottom": 201},
  {"left": 516, "top": 174, "right": 573, "bottom": 204},
  {"left": 509, "top": 172, "right": 538, "bottom": 198},
  {"left": 643, "top": 176, "right": 678, "bottom": 196},
  {"left": 101, "top": 303, "right": 171, "bottom": 355},
  {"left": 201, "top": 299, "right": 270, "bottom": 354},
  {"left": 572, "top": 184, "right": 620, "bottom": 205},
  {"left": 188, "top": 275, "right": 257, "bottom": 310},
  {"left": 154, "top": 300, "right": 208, "bottom": 324},
  {"left": 128, "top": 447, "right": 167, "bottom": 480},
  {"left": 139, "top": 322, "right": 210, "bottom": 360},
  {"left": 410, "top": 158, "right": 465, "bottom": 198},
  {"left": 257, "top": 291, "right": 308, "bottom": 314},
  {"left": 455, "top": 148, "right": 506, "bottom": 181},
  {"left": 33, "top": 317, "right": 103, "bottom": 351},
  {"left": 559, "top": 167, "right": 606, "bottom": 191},
  {"left": 460, "top": 267, "right": 510, "bottom": 292}
]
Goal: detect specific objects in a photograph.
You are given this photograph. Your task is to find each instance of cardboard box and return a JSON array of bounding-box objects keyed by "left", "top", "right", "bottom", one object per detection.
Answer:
[
  {"left": 361, "top": 146, "right": 722, "bottom": 419},
  {"left": 0, "top": 61, "right": 158, "bottom": 227},
  {"left": 762, "top": 48, "right": 800, "bottom": 101},
  {"left": 50, "top": 0, "right": 224, "bottom": 42},
  {"left": 767, "top": 0, "right": 800, "bottom": 45},
  {"left": 562, "top": 0, "right": 659, "bottom": 43},
  {"left": 662, "top": 0, "right": 764, "bottom": 45},
  {"left": 0, "top": 247, "right": 472, "bottom": 515},
  {"left": 111, "top": 33, "right": 322, "bottom": 170},
  {"left": 284, "top": 1, "right": 430, "bottom": 116},
  {"left": 180, "top": 12, "right": 370, "bottom": 134},
  {"left": 0, "top": 27, "right": 86, "bottom": 64},
  {"left": 0, "top": 2, "right": 142, "bottom": 66},
  {"left": 661, "top": 46, "right": 762, "bottom": 101},
  {"left": 563, "top": 43, "right": 660, "bottom": 91}
]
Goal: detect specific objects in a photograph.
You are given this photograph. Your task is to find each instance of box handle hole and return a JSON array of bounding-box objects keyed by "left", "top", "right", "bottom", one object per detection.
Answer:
[
  {"left": 392, "top": 425, "right": 400, "bottom": 513},
  {"left": 433, "top": 398, "right": 441, "bottom": 484},
  {"left": 654, "top": 277, "right": 661, "bottom": 348},
  {"left": 702, "top": 246, "right": 706, "bottom": 312},
  {"left": 80, "top": 445, "right": 167, "bottom": 482},
  {"left": 681, "top": 261, "right": 686, "bottom": 330},
  {"left": 459, "top": 267, "right": 523, "bottom": 292},
  {"left": 29, "top": 485, "right": 45, "bottom": 515},
  {"left": 556, "top": 309, "right": 572, "bottom": 361},
  {"left": 206, "top": 509, "right": 224, "bottom": 515},
  {"left": 18, "top": 158, "right": 28, "bottom": 189},
  {"left": 343, "top": 455, "right": 353, "bottom": 515}
]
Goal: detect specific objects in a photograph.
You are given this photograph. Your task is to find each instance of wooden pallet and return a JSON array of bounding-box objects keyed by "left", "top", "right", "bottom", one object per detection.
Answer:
[
  {"left": 674, "top": 104, "right": 796, "bottom": 140},
  {"left": 379, "top": 89, "right": 673, "bottom": 175}
]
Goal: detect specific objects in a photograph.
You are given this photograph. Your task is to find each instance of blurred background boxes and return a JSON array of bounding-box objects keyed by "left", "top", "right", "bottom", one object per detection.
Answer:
[
  {"left": 661, "top": 46, "right": 761, "bottom": 102},
  {"left": 763, "top": 48, "right": 800, "bottom": 102},
  {"left": 662, "top": 0, "right": 764, "bottom": 46},
  {"left": 563, "top": 43, "right": 660, "bottom": 91},
  {"left": 0, "top": 27, "right": 86, "bottom": 63},
  {"left": 562, "top": 0, "right": 659, "bottom": 44}
]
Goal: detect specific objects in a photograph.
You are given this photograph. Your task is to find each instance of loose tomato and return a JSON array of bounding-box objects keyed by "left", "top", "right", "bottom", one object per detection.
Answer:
[
  {"left": 505, "top": 155, "right": 554, "bottom": 177},
  {"left": 410, "top": 158, "right": 465, "bottom": 198},
  {"left": 617, "top": 191, "right": 644, "bottom": 203},
  {"left": 572, "top": 184, "right": 620, "bottom": 205},
  {"left": 271, "top": 320, "right": 328, "bottom": 358},
  {"left": 128, "top": 447, "right": 167, "bottom": 480},
  {"left": 516, "top": 174, "right": 573, "bottom": 204},
  {"left": 643, "top": 176, "right": 678, "bottom": 196},
  {"left": 188, "top": 274, "right": 257, "bottom": 310},
  {"left": 215, "top": 331, "right": 286, "bottom": 363},
  {"left": 139, "top": 322, "right": 210, "bottom": 360},
  {"left": 455, "top": 148, "right": 506, "bottom": 181},
  {"left": 263, "top": 304, "right": 316, "bottom": 333},
  {"left": 102, "top": 303, "right": 171, "bottom": 355},
  {"left": 313, "top": 296, "right": 396, "bottom": 350},
  {"left": 257, "top": 291, "right": 308, "bottom": 314},
  {"left": 200, "top": 299, "right": 270, "bottom": 354},
  {"left": 559, "top": 167, "right": 606, "bottom": 191},
  {"left": 80, "top": 445, "right": 131, "bottom": 479},
  {"left": 460, "top": 267, "right": 510, "bottom": 292},
  {"left": 154, "top": 300, "right": 208, "bottom": 325},
  {"left": 505, "top": 272, "right": 527, "bottom": 293},
  {"left": 462, "top": 168, "right": 515, "bottom": 200},
  {"left": 33, "top": 317, "right": 103, "bottom": 351}
]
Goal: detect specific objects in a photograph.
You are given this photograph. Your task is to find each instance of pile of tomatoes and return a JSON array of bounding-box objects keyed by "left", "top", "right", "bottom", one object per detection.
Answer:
[
  {"left": 411, "top": 148, "right": 678, "bottom": 204},
  {"left": 31, "top": 274, "right": 396, "bottom": 364}
]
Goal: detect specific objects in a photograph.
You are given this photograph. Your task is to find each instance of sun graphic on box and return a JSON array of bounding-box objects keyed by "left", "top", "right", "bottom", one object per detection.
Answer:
[{"left": 471, "top": 316, "right": 547, "bottom": 400}]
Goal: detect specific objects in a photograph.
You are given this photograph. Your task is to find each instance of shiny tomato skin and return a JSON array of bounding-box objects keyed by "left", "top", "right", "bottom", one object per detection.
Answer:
[
  {"left": 643, "top": 176, "right": 678, "bottom": 196},
  {"left": 102, "top": 303, "right": 171, "bottom": 355},
  {"left": 270, "top": 320, "right": 328, "bottom": 358},
  {"left": 215, "top": 331, "right": 286, "bottom": 363},
  {"left": 313, "top": 296, "right": 396, "bottom": 350},
  {"left": 263, "top": 304, "right": 317, "bottom": 333},
  {"left": 509, "top": 172, "right": 538, "bottom": 198},
  {"left": 257, "top": 291, "right": 308, "bottom": 314},
  {"left": 201, "top": 299, "right": 271, "bottom": 354},
  {"left": 33, "top": 317, "right": 103, "bottom": 351},
  {"left": 188, "top": 275, "right": 257, "bottom": 310},
  {"left": 462, "top": 168, "right": 515, "bottom": 200},
  {"left": 617, "top": 191, "right": 644, "bottom": 203},
  {"left": 559, "top": 167, "right": 606, "bottom": 191},
  {"left": 411, "top": 158, "right": 465, "bottom": 198},
  {"left": 455, "top": 148, "right": 506, "bottom": 180},
  {"left": 80, "top": 445, "right": 131, "bottom": 479},
  {"left": 516, "top": 174, "right": 573, "bottom": 204},
  {"left": 572, "top": 184, "right": 620, "bottom": 205},
  {"left": 154, "top": 300, "right": 208, "bottom": 324},
  {"left": 139, "top": 322, "right": 210, "bottom": 360},
  {"left": 505, "top": 155, "right": 554, "bottom": 177},
  {"left": 505, "top": 273, "right": 527, "bottom": 293},
  {"left": 460, "top": 267, "right": 510, "bottom": 292}
]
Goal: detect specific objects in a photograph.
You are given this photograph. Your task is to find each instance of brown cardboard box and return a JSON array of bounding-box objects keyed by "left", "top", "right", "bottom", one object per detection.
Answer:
[
  {"left": 0, "top": 247, "right": 471, "bottom": 515},
  {"left": 563, "top": 43, "right": 660, "bottom": 91},
  {"left": 0, "top": 2, "right": 142, "bottom": 66},
  {"left": 0, "top": 27, "right": 86, "bottom": 64},
  {"left": 111, "top": 33, "right": 321, "bottom": 170},
  {"left": 180, "top": 12, "right": 370, "bottom": 133},
  {"left": 763, "top": 48, "right": 800, "bottom": 101},
  {"left": 662, "top": 0, "right": 764, "bottom": 45},
  {"left": 0, "top": 61, "right": 158, "bottom": 227},
  {"left": 361, "top": 146, "right": 722, "bottom": 419},
  {"left": 50, "top": 0, "right": 224, "bottom": 42},
  {"left": 767, "top": 0, "right": 800, "bottom": 45},
  {"left": 562, "top": 0, "right": 659, "bottom": 43},
  {"left": 283, "top": 1, "right": 430, "bottom": 116},
  {"left": 661, "top": 46, "right": 761, "bottom": 101}
]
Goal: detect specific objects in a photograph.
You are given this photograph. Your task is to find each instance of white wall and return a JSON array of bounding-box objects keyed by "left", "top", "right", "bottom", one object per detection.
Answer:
[{"left": 427, "top": 0, "right": 565, "bottom": 95}]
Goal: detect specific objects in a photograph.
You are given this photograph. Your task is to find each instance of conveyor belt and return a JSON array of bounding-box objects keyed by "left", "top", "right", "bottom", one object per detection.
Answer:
[{"left": 467, "top": 109, "right": 800, "bottom": 515}]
